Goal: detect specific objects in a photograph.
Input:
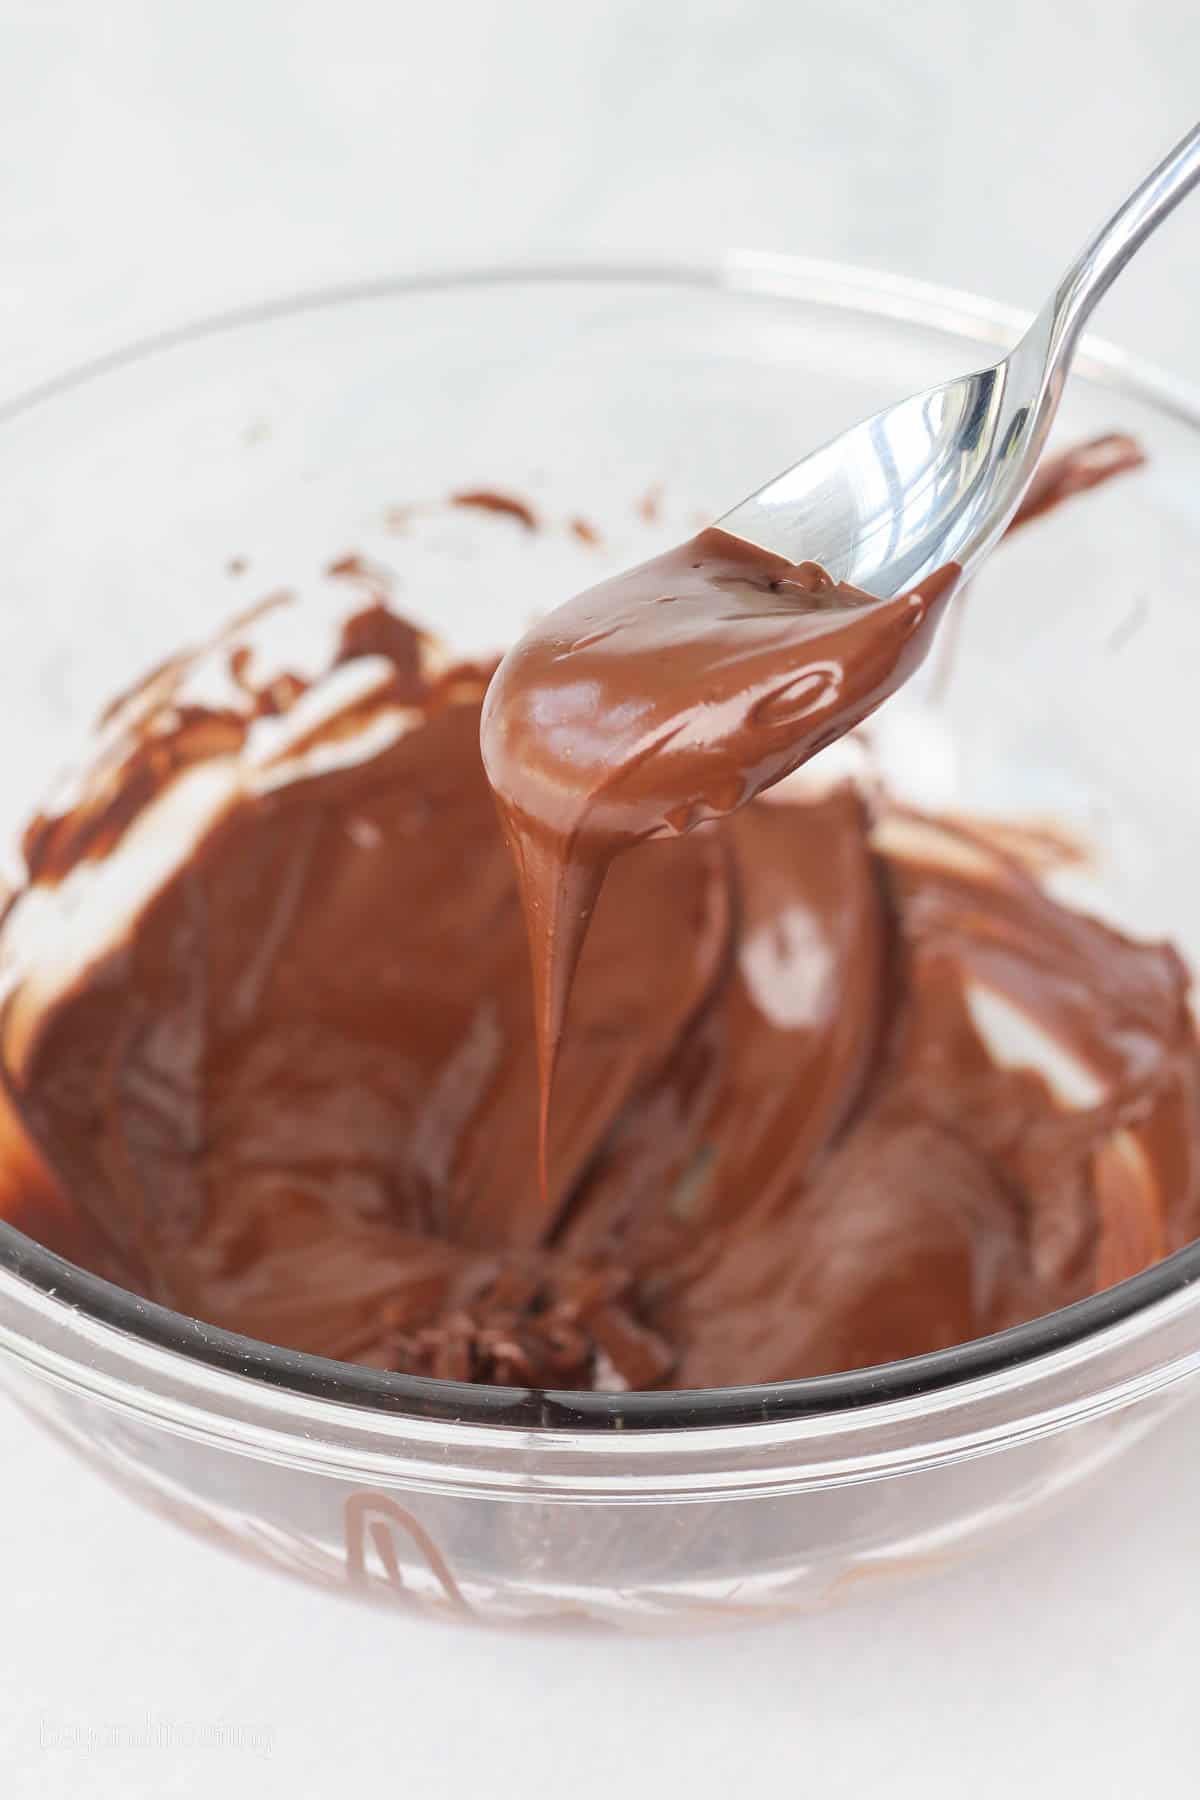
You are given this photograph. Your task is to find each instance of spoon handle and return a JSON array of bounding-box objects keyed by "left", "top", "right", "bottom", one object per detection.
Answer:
[{"left": 1048, "top": 121, "right": 1200, "bottom": 355}]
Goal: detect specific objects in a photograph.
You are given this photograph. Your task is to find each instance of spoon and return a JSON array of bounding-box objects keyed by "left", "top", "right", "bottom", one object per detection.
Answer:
[
  {"left": 483, "top": 123, "right": 1200, "bottom": 1185},
  {"left": 720, "top": 121, "right": 1200, "bottom": 594}
]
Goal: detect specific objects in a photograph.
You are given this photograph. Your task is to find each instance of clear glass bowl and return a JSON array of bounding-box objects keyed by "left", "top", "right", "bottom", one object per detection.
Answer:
[{"left": 1, "top": 256, "right": 1199, "bottom": 1631}]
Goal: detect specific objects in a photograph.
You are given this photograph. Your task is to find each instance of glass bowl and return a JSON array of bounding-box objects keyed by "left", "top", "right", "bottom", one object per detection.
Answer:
[{"left": 0, "top": 256, "right": 1199, "bottom": 1631}]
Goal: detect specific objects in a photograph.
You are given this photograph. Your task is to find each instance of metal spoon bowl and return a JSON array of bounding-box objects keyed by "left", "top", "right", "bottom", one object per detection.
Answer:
[{"left": 722, "top": 123, "right": 1200, "bottom": 595}]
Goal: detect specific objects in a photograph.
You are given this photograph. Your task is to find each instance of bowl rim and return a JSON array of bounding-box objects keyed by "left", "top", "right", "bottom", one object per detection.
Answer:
[{"left": 3, "top": 249, "right": 1200, "bottom": 1436}]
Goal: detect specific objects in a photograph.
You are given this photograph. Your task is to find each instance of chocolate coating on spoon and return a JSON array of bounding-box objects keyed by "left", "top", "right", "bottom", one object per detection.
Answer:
[{"left": 480, "top": 526, "right": 958, "bottom": 1182}]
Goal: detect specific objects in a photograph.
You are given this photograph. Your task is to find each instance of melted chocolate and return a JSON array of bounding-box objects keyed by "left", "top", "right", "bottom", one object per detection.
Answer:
[
  {"left": 0, "top": 435, "right": 1188, "bottom": 1393},
  {"left": 479, "top": 527, "right": 957, "bottom": 1175}
]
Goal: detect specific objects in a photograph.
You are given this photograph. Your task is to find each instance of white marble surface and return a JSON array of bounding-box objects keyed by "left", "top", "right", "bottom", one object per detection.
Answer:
[{"left": 2, "top": 1, "right": 1200, "bottom": 1792}]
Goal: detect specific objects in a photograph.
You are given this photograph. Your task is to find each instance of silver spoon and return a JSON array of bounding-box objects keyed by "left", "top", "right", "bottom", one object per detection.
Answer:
[{"left": 721, "top": 122, "right": 1200, "bottom": 595}]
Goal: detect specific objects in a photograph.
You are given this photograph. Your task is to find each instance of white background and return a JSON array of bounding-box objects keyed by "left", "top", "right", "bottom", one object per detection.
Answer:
[{"left": 2, "top": 1, "right": 1200, "bottom": 1792}]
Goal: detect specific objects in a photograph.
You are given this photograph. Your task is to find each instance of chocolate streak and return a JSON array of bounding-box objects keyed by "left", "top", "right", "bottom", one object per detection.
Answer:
[
  {"left": 451, "top": 490, "right": 539, "bottom": 531},
  {"left": 0, "top": 436, "right": 1191, "bottom": 1392}
]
